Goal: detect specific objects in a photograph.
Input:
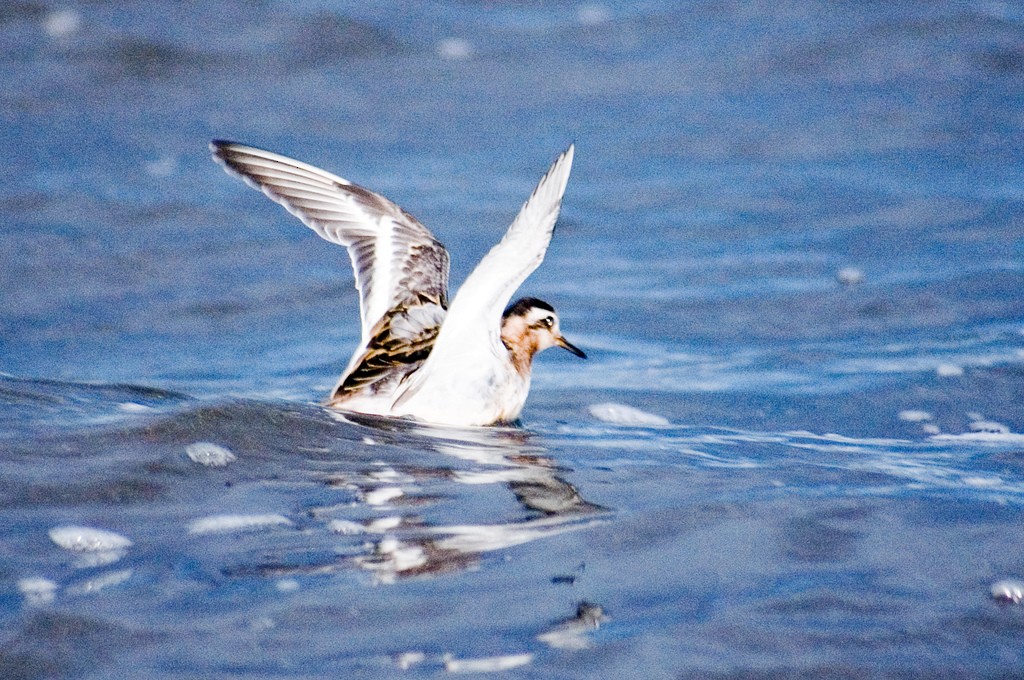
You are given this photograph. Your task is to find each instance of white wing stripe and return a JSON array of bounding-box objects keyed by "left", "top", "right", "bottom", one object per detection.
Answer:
[
  {"left": 218, "top": 147, "right": 354, "bottom": 188},
  {"left": 259, "top": 185, "right": 352, "bottom": 203},
  {"left": 369, "top": 215, "right": 393, "bottom": 342}
]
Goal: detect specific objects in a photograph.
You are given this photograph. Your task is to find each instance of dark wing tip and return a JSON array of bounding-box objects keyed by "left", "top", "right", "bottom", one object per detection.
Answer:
[
  {"left": 209, "top": 139, "right": 234, "bottom": 155},
  {"left": 209, "top": 140, "right": 259, "bottom": 177},
  {"left": 209, "top": 140, "right": 262, "bottom": 168}
]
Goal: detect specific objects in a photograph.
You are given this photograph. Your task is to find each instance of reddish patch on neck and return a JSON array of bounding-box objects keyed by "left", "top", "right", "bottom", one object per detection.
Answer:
[{"left": 501, "top": 331, "right": 539, "bottom": 377}]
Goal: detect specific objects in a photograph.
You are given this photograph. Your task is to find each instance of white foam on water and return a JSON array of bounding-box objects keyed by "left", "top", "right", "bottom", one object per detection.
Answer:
[
  {"left": 932, "top": 431, "right": 1024, "bottom": 444},
  {"left": 588, "top": 402, "right": 670, "bottom": 426},
  {"left": 328, "top": 519, "right": 366, "bottom": 535},
  {"left": 43, "top": 9, "right": 81, "bottom": 38},
  {"left": 837, "top": 266, "right": 865, "bottom": 285},
  {"left": 188, "top": 514, "right": 292, "bottom": 535},
  {"left": 577, "top": 4, "right": 612, "bottom": 25},
  {"left": 365, "top": 516, "right": 403, "bottom": 533},
  {"left": 395, "top": 651, "right": 427, "bottom": 670},
  {"left": 18, "top": 576, "right": 58, "bottom": 605},
  {"left": 355, "top": 538, "right": 428, "bottom": 583},
  {"left": 118, "top": 402, "right": 153, "bottom": 413},
  {"left": 433, "top": 516, "right": 607, "bottom": 554},
  {"left": 936, "top": 363, "right": 964, "bottom": 377},
  {"left": 185, "top": 442, "right": 238, "bottom": 467},
  {"left": 276, "top": 579, "right": 300, "bottom": 593},
  {"left": 49, "top": 525, "right": 133, "bottom": 552},
  {"left": 444, "top": 653, "right": 533, "bottom": 673},
  {"left": 969, "top": 419, "right": 1011, "bottom": 434},
  {"left": 991, "top": 579, "right": 1024, "bottom": 604},
  {"left": 363, "top": 487, "right": 404, "bottom": 506},
  {"left": 65, "top": 568, "right": 133, "bottom": 596}
]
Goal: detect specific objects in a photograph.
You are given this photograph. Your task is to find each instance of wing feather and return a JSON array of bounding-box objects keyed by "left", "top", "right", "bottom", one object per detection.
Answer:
[
  {"left": 445, "top": 144, "right": 573, "bottom": 334},
  {"left": 393, "top": 145, "right": 574, "bottom": 410},
  {"left": 210, "top": 141, "right": 450, "bottom": 346},
  {"left": 416, "top": 146, "right": 572, "bottom": 353}
]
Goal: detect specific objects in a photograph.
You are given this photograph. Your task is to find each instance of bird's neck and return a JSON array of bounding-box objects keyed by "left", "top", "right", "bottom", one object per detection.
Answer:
[{"left": 500, "top": 327, "right": 539, "bottom": 378}]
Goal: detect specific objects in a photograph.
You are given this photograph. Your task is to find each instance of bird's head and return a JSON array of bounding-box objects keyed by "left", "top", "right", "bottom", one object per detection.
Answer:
[{"left": 500, "top": 297, "right": 586, "bottom": 369}]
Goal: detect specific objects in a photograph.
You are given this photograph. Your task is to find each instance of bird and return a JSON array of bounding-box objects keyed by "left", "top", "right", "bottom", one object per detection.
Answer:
[{"left": 210, "top": 140, "right": 585, "bottom": 427}]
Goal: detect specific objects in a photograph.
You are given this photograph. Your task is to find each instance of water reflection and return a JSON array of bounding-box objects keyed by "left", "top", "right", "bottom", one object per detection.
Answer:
[
  {"left": 211, "top": 406, "right": 607, "bottom": 584},
  {"left": 5, "top": 390, "right": 612, "bottom": 667},
  {"left": 537, "top": 602, "right": 608, "bottom": 650}
]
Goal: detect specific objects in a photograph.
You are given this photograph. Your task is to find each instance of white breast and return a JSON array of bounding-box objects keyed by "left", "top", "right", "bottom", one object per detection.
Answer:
[{"left": 390, "top": 344, "right": 530, "bottom": 427}]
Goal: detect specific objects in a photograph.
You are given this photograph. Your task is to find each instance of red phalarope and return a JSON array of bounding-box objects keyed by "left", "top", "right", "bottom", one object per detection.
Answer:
[{"left": 210, "top": 141, "right": 585, "bottom": 427}]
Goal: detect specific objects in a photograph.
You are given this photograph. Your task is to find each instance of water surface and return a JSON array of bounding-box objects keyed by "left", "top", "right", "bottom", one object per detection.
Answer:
[{"left": 2, "top": 1, "right": 1024, "bottom": 677}]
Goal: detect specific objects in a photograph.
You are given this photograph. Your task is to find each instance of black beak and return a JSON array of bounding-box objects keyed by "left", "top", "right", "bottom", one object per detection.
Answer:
[{"left": 555, "top": 336, "right": 587, "bottom": 359}]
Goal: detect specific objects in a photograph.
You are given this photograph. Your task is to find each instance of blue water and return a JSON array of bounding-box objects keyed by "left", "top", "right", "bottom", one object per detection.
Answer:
[{"left": 3, "top": 1, "right": 1024, "bottom": 677}]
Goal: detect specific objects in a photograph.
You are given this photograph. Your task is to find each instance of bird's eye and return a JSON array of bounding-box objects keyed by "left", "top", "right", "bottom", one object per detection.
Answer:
[{"left": 541, "top": 316, "right": 555, "bottom": 329}]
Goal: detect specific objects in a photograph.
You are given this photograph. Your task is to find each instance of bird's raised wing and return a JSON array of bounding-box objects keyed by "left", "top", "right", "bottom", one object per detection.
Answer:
[
  {"left": 210, "top": 141, "right": 450, "bottom": 347},
  {"left": 391, "top": 145, "right": 574, "bottom": 413},
  {"left": 427, "top": 145, "right": 574, "bottom": 348}
]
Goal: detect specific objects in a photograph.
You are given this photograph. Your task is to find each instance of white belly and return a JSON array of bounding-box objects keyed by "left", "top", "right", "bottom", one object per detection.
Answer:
[{"left": 389, "top": 351, "right": 530, "bottom": 427}]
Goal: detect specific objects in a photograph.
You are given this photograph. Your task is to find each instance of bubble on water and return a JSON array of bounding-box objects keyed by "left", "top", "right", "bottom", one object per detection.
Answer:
[
  {"left": 44, "top": 9, "right": 81, "bottom": 38},
  {"left": 898, "top": 409, "right": 932, "bottom": 423},
  {"left": 578, "top": 4, "right": 612, "bottom": 25},
  {"left": 49, "top": 525, "right": 133, "bottom": 567},
  {"left": 188, "top": 514, "right": 292, "bottom": 534},
  {"left": 990, "top": 579, "right": 1024, "bottom": 604},
  {"left": 589, "top": 402, "right": 670, "bottom": 427},
  {"left": 186, "top": 442, "right": 237, "bottom": 467},
  {"left": 936, "top": 363, "right": 964, "bottom": 377},
  {"left": 837, "top": 267, "right": 865, "bottom": 285},
  {"left": 18, "top": 577, "right": 58, "bottom": 605},
  {"left": 437, "top": 38, "right": 472, "bottom": 60},
  {"left": 921, "top": 423, "right": 941, "bottom": 435}
]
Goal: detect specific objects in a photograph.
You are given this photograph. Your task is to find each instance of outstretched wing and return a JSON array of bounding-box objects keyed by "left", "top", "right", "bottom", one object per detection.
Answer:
[
  {"left": 210, "top": 141, "right": 450, "bottom": 348},
  {"left": 393, "top": 145, "right": 574, "bottom": 410},
  {"left": 423, "top": 145, "right": 573, "bottom": 348},
  {"left": 446, "top": 144, "right": 573, "bottom": 334}
]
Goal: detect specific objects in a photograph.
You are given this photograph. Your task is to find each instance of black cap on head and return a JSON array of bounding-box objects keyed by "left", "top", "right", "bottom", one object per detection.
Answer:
[{"left": 503, "top": 297, "right": 555, "bottom": 319}]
